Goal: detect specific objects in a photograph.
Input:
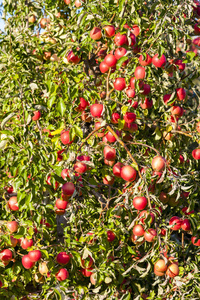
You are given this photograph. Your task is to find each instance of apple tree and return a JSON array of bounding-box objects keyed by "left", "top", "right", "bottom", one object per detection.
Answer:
[{"left": 0, "top": 0, "right": 200, "bottom": 299}]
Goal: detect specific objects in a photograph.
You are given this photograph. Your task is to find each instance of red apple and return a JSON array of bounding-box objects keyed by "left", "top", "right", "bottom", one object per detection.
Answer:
[
  {"left": 104, "top": 25, "right": 115, "bottom": 37},
  {"left": 169, "top": 216, "right": 182, "bottom": 231},
  {"left": 32, "top": 111, "right": 41, "bottom": 121},
  {"left": 114, "top": 78, "right": 126, "bottom": 91},
  {"left": 133, "top": 224, "right": 145, "bottom": 236},
  {"left": 107, "top": 230, "right": 116, "bottom": 242},
  {"left": 176, "top": 88, "right": 186, "bottom": 101},
  {"left": 192, "top": 148, "right": 200, "bottom": 160},
  {"left": 56, "top": 268, "right": 69, "bottom": 281},
  {"left": 55, "top": 199, "right": 68, "bottom": 210},
  {"left": 100, "top": 61, "right": 109, "bottom": 73},
  {"left": 181, "top": 219, "right": 191, "bottom": 231},
  {"left": 67, "top": 51, "right": 81, "bottom": 64},
  {"left": 113, "top": 162, "right": 124, "bottom": 178},
  {"left": 104, "top": 54, "right": 117, "bottom": 67},
  {"left": 56, "top": 252, "right": 70, "bottom": 265},
  {"left": 121, "top": 165, "right": 137, "bottom": 181},
  {"left": 151, "top": 156, "right": 166, "bottom": 172},
  {"left": 7, "top": 221, "right": 18, "bottom": 233},
  {"left": 115, "top": 47, "right": 127, "bottom": 60},
  {"left": 114, "top": 33, "right": 128, "bottom": 46},
  {"left": 90, "top": 27, "right": 102, "bottom": 40},
  {"left": 152, "top": 54, "right": 167, "bottom": 68},
  {"left": 62, "top": 182, "right": 75, "bottom": 196},
  {"left": 61, "top": 130, "right": 74, "bottom": 145},
  {"left": 8, "top": 196, "right": 19, "bottom": 211},
  {"left": 20, "top": 238, "right": 34, "bottom": 249},
  {"left": 139, "top": 54, "right": 152, "bottom": 66},
  {"left": 103, "top": 146, "right": 116, "bottom": 161},
  {"left": 28, "top": 250, "right": 42, "bottom": 262},
  {"left": 22, "top": 255, "right": 35, "bottom": 269},
  {"left": 90, "top": 103, "right": 104, "bottom": 117},
  {"left": 132, "top": 196, "right": 147, "bottom": 210},
  {"left": 134, "top": 66, "right": 146, "bottom": 80},
  {"left": 144, "top": 229, "right": 157, "bottom": 242}
]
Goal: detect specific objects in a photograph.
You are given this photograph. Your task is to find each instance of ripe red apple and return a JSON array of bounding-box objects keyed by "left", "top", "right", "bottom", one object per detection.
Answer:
[
  {"left": 166, "top": 264, "right": 179, "bottom": 278},
  {"left": 75, "top": 0, "right": 83, "bottom": 7},
  {"left": 139, "top": 82, "right": 151, "bottom": 95},
  {"left": 81, "top": 268, "right": 93, "bottom": 277},
  {"left": 22, "top": 255, "right": 35, "bottom": 269},
  {"left": 121, "top": 165, "right": 137, "bottom": 181},
  {"left": 191, "top": 236, "right": 200, "bottom": 246},
  {"left": 115, "top": 47, "right": 127, "bottom": 60},
  {"left": 61, "top": 130, "right": 74, "bottom": 145},
  {"left": 126, "top": 87, "right": 135, "bottom": 98},
  {"left": 62, "top": 182, "right": 75, "bottom": 196},
  {"left": 151, "top": 156, "right": 166, "bottom": 172},
  {"left": 114, "top": 33, "right": 128, "bottom": 46},
  {"left": 140, "top": 98, "right": 153, "bottom": 109},
  {"left": 100, "top": 61, "right": 109, "bottom": 73},
  {"left": 113, "top": 162, "right": 124, "bottom": 178},
  {"left": 28, "top": 250, "right": 42, "bottom": 262},
  {"left": 107, "top": 230, "right": 116, "bottom": 242},
  {"left": 123, "top": 112, "right": 136, "bottom": 123},
  {"left": 74, "top": 161, "right": 87, "bottom": 174},
  {"left": 176, "top": 87, "right": 186, "bottom": 101},
  {"left": 111, "top": 112, "right": 120, "bottom": 124},
  {"left": 174, "top": 59, "right": 185, "bottom": 71},
  {"left": 56, "top": 252, "right": 70, "bottom": 265},
  {"left": 104, "top": 25, "right": 115, "bottom": 37},
  {"left": 144, "top": 229, "right": 157, "bottom": 242},
  {"left": 7, "top": 221, "right": 18, "bottom": 233},
  {"left": 9, "top": 236, "right": 18, "bottom": 247},
  {"left": 132, "top": 196, "right": 147, "bottom": 210},
  {"left": 171, "top": 106, "right": 184, "bottom": 116},
  {"left": 20, "top": 238, "right": 33, "bottom": 249},
  {"left": 94, "top": 122, "right": 105, "bottom": 137},
  {"left": 90, "top": 27, "right": 102, "bottom": 40},
  {"left": 169, "top": 216, "right": 182, "bottom": 230},
  {"left": 139, "top": 53, "right": 152, "bottom": 66},
  {"left": 56, "top": 268, "right": 69, "bottom": 281},
  {"left": 133, "top": 224, "right": 145, "bottom": 236},
  {"left": 132, "top": 25, "right": 140, "bottom": 37},
  {"left": 114, "top": 78, "right": 126, "bottom": 91},
  {"left": 105, "top": 132, "right": 116, "bottom": 143},
  {"left": 0, "top": 249, "right": 12, "bottom": 262},
  {"left": 134, "top": 66, "right": 146, "bottom": 80},
  {"left": 103, "top": 146, "right": 116, "bottom": 161},
  {"left": 154, "top": 259, "right": 167, "bottom": 276},
  {"left": 90, "top": 103, "right": 104, "bottom": 117},
  {"left": 130, "top": 77, "right": 136, "bottom": 89},
  {"left": 55, "top": 199, "right": 68, "bottom": 210},
  {"left": 152, "top": 54, "right": 167, "bottom": 68},
  {"left": 67, "top": 51, "right": 81, "bottom": 64},
  {"left": 104, "top": 54, "right": 117, "bottom": 67},
  {"left": 61, "top": 168, "right": 70, "bottom": 180},
  {"left": 103, "top": 175, "right": 115, "bottom": 185},
  {"left": 8, "top": 196, "right": 19, "bottom": 211},
  {"left": 32, "top": 111, "right": 41, "bottom": 121},
  {"left": 181, "top": 219, "right": 191, "bottom": 231},
  {"left": 192, "top": 148, "right": 200, "bottom": 160}
]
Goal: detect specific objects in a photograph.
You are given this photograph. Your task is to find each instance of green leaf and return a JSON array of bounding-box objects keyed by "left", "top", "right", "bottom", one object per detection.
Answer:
[
  {"left": 116, "top": 56, "right": 128, "bottom": 69},
  {"left": 154, "top": 127, "right": 162, "bottom": 140},
  {"left": 74, "top": 125, "right": 83, "bottom": 138},
  {"left": 57, "top": 98, "right": 66, "bottom": 116}
]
